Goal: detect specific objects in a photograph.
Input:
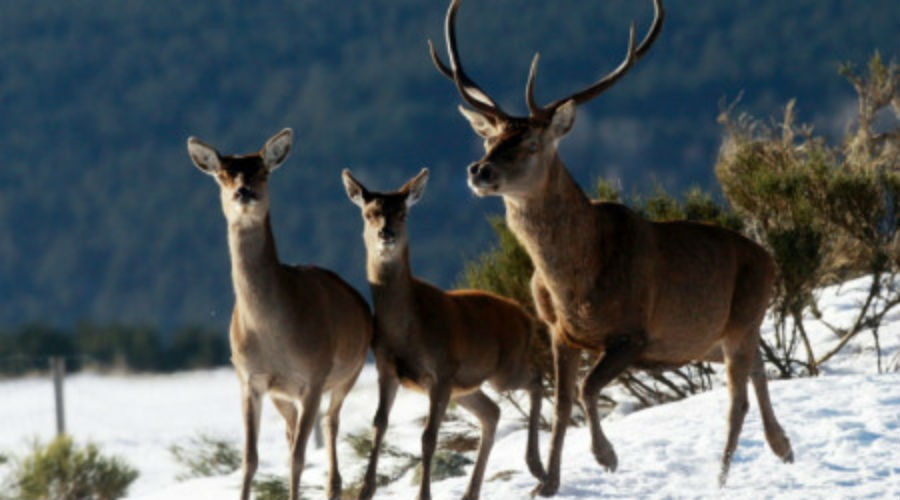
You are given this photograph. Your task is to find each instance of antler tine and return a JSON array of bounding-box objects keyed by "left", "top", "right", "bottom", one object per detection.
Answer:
[
  {"left": 635, "top": 0, "right": 665, "bottom": 60},
  {"left": 541, "top": 0, "right": 664, "bottom": 113},
  {"left": 431, "top": 0, "right": 510, "bottom": 119},
  {"left": 427, "top": 39, "right": 454, "bottom": 80},
  {"left": 525, "top": 53, "right": 542, "bottom": 117}
]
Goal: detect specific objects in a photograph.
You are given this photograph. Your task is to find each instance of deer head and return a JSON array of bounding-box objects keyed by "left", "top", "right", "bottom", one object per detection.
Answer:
[
  {"left": 342, "top": 168, "right": 429, "bottom": 261},
  {"left": 187, "top": 129, "right": 293, "bottom": 227},
  {"left": 429, "top": 0, "right": 663, "bottom": 200}
]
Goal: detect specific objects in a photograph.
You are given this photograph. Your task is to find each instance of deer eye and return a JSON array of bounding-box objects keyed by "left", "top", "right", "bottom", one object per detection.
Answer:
[{"left": 526, "top": 140, "right": 540, "bottom": 154}]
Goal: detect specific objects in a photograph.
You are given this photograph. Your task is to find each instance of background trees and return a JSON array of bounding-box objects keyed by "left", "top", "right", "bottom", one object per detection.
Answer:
[{"left": 0, "top": 0, "right": 894, "bottom": 333}]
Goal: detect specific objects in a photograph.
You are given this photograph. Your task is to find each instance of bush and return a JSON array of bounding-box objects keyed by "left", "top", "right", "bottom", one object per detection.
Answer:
[
  {"left": 716, "top": 52, "right": 900, "bottom": 376},
  {"left": 163, "top": 326, "right": 230, "bottom": 371},
  {"left": 251, "top": 475, "right": 291, "bottom": 500},
  {"left": 411, "top": 449, "right": 473, "bottom": 484},
  {"left": 343, "top": 430, "right": 419, "bottom": 497},
  {"left": 169, "top": 433, "right": 240, "bottom": 480},
  {"left": 5, "top": 435, "right": 138, "bottom": 500},
  {"left": 74, "top": 322, "right": 162, "bottom": 372},
  {"left": 0, "top": 322, "right": 229, "bottom": 375}
]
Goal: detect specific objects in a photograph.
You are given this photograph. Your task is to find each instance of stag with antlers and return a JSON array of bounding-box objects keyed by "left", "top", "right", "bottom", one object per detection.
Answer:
[{"left": 430, "top": 0, "right": 794, "bottom": 495}]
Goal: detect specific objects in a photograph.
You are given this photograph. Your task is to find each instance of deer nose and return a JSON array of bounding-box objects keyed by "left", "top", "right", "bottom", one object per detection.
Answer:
[
  {"left": 468, "top": 162, "right": 494, "bottom": 183},
  {"left": 234, "top": 186, "right": 256, "bottom": 203},
  {"left": 378, "top": 228, "right": 395, "bottom": 241}
]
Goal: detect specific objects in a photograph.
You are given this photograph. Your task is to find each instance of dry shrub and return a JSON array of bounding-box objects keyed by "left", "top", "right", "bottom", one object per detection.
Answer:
[{"left": 717, "top": 52, "right": 900, "bottom": 376}]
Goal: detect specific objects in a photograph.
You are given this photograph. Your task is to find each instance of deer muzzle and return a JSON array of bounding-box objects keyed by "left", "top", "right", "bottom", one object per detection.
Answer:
[
  {"left": 467, "top": 161, "right": 498, "bottom": 194},
  {"left": 234, "top": 187, "right": 258, "bottom": 204}
]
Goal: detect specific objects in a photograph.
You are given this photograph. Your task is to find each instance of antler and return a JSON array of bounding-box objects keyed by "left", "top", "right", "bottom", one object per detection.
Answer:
[
  {"left": 428, "top": 0, "right": 511, "bottom": 120},
  {"left": 534, "top": 0, "right": 664, "bottom": 116},
  {"left": 430, "top": 0, "right": 664, "bottom": 122}
]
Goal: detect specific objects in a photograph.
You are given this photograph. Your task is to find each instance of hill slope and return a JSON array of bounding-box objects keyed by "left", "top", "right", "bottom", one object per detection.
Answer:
[
  {"left": 0, "top": 0, "right": 896, "bottom": 329},
  {"left": 0, "top": 276, "right": 897, "bottom": 499}
]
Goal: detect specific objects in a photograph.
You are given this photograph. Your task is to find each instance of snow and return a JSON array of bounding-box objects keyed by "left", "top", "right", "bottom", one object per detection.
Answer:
[{"left": 1, "top": 276, "right": 898, "bottom": 500}]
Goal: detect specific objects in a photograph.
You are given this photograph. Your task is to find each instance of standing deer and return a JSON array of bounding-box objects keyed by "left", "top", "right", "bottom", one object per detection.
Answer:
[
  {"left": 187, "top": 129, "right": 372, "bottom": 500},
  {"left": 430, "top": 0, "right": 794, "bottom": 495},
  {"left": 342, "top": 168, "right": 546, "bottom": 500}
]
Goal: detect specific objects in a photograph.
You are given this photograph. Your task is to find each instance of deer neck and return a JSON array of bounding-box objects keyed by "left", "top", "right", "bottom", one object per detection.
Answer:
[
  {"left": 227, "top": 214, "right": 281, "bottom": 312},
  {"left": 504, "top": 156, "right": 600, "bottom": 295},
  {"left": 367, "top": 246, "right": 416, "bottom": 340}
]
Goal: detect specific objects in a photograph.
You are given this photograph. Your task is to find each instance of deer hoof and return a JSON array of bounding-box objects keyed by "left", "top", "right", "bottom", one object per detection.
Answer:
[
  {"left": 592, "top": 443, "right": 618, "bottom": 472},
  {"left": 358, "top": 481, "right": 375, "bottom": 500},
  {"left": 782, "top": 449, "right": 794, "bottom": 464},
  {"left": 530, "top": 477, "right": 559, "bottom": 497},
  {"left": 527, "top": 460, "right": 548, "bottom": 482},
  {"left": 718, "top": 465, "right": 730, "bottom": 488},
  {"left": 326, "top": 474, "right": 342, "bottom": 500}
]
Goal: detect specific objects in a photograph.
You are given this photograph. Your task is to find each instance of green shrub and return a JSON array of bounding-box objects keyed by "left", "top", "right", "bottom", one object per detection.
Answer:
[
  {"left": 7, "top": 435, "right": 138, "bottom": 500},
  {"left": 716, "top": 52, "right": 900, "bottom": 375},
  {"left": 169, "top": 433, "right": 240, "bottom": 480},
  {"left": 251, "top": 475, "right": 291, "bottom": 500},
  {"left": 459, "top": 216, "right": 535, "bottom": 309},
  {"left": 411, "top": 449, "right": 473, "bottom": 484}
]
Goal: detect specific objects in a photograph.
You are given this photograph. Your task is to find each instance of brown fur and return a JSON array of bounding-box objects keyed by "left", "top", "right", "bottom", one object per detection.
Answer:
[
  {"left": 428, "top": 0, "right": 794, "bottom": 493},
  {"left": 343, "top": 169, "right": 546, "bottom": 500},
  {"left": 470, "top": 128, "right": 794, "bottom": 496},
  {"left": 189, "top": 130, "right": 372, "bottom": 500}
]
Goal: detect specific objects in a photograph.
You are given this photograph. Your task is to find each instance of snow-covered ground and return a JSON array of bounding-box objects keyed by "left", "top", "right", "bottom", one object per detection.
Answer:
[{"left": 1, "top": 275, "right": 898, "bottom": 499}]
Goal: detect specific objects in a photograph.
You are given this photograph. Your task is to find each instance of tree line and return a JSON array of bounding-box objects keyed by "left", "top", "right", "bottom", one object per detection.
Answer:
[{"left": 0, "top": 0, "right": 894, "bottom": 331}]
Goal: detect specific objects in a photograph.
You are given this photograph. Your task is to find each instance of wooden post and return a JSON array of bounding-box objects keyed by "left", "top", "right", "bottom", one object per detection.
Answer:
[{"left": 50, "top": 357, "right": 66, "bottom": 436}]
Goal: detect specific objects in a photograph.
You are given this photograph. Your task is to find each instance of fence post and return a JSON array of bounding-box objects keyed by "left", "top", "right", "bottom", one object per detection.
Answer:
[{"left": 50, "top": 356, "right": 66, "bottom": 436}]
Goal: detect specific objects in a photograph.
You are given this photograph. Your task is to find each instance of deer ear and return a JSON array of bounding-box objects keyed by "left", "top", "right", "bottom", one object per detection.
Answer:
[
  {"left": 402, "top": 168, "right": 429, "bottom": 208},
  {"left": 342, "top": 169, "right": 369, "bottom": 208},
  {"left": 458, "top": 106, "right": 502, "bottom": 139},
  {"left": 187, "top": 137, "right": 221, "bottom": 175},
  {"left": 261, "top": 128, "right": 293, "bottom": 171},
  {"left": 549, "top": 100, "right": 576, "bottom": 139}
]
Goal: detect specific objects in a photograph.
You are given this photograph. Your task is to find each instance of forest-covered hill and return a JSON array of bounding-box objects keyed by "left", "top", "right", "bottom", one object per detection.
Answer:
[{"left": 0, "top": 0, "right": 895, "bottom": 331}]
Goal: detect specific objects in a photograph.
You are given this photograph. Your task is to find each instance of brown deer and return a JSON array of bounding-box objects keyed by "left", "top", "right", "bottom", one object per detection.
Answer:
[
  {"left": 342, "top": 168, "right": 546, "bottom": 500},
  {"left": 429, "top": 0, "right": 793, "bottom": 495},
  {"left": 187, "top": 129, "right": 372, "bottom": 500}
]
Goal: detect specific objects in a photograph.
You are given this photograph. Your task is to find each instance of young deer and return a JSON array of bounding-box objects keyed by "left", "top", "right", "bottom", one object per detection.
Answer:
[
  {"left": 187, "top": 129, "right": 372, "bottom": 500},
  {"left": 342, "top": 168, "right": 545, "bottom": 500},
  {"left": 430, "top": 0, "right": 793, "bottom": 495}
]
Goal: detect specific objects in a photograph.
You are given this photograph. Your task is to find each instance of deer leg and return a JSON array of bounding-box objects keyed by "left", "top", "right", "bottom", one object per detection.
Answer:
[
  {"left": 418, "top": 382, "right": 452, "bottom": 500},
  {"left": 579, "top": 334, "right": 646, "bottom": 472},
  {"left": 456, "top": 390, "right": 500, "bottom": 500},
  {"left": 532, "top": 336, "right": 579, "bottom": 497},
  {"left": 288, "top": 387, "right": 323, "bottom": 500},
  {"left": 360, "top": 354, "right": 399, "bottom": 500},
  {"left": 525, "top": 372, "right": 547, "bottom": 481},
  {"left": 749, "top": 347, "right": 793, "bottom": 463},
  {"left": 323, "top": 369, "right": 361, "bottom": 500},
  {"left": 272, "top": 398, "right": 298, "bottom": 448},
  {"left": 719, "top": 338, "right": 753, "bottom": 487},
  {"left": 239, "top": 383, "right": 263, "bottom": 500}
]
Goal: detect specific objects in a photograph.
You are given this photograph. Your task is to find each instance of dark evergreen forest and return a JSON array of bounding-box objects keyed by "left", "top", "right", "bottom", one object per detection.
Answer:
[{"left": 0, "top": 0, "right": 895, "bottom": 332}]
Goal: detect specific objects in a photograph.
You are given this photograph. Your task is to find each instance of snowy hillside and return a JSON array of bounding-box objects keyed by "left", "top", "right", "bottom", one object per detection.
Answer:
[{"left": 1, "top": 276, "right": 898, "bottom": 500}]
